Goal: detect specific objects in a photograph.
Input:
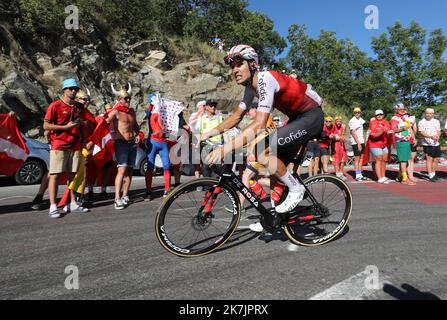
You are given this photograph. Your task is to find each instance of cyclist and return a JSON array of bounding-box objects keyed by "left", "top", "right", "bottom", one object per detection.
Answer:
[{"left": 201, "top": 45, "right": 324, "bottom": 231}]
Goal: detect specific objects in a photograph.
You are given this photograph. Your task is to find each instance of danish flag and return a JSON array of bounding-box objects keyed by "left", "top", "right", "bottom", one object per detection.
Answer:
[{"left": 0, "top": 114, "right": 29, "bottom": 176}]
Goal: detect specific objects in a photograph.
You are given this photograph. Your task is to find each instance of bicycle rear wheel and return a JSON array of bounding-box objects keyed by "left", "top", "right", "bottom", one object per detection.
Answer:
[
  {"left": 283, "top": 174, "right": 352, "bottom": 246},
  {"left": 155, "top": 178, "right": 241, "bottom": 257}
]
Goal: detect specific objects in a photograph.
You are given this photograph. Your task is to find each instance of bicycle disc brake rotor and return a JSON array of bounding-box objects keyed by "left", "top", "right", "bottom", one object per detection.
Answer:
[{"left": 191, "top": 214, "right": 213, "bottom": 231}]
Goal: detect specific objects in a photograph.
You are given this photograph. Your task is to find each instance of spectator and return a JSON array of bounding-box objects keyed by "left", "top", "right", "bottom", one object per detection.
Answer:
[
  {"left": 92, "top": 103, "right": 114, "bottom": 200},
  {"left": 218, "top": 39, "right": 225, "bottom": 52},
  {"left": 406, "top": 110, "right": 418, "bottom": 182},
  {"left": 197, "top": 99, "right": 223, "bottom": 177},
  {"left": 332, "top": 116, "right": 348, "bottom": 181},
  {"left": 210, "top": 34, "right": 221, "bottom": 49},
  {"left": 391, "top": 104, "right": 415, "bottom": 185},
  {"left": 108, "top": 84, "right": 140, "bottom": 209},
  {"left": 166, "top": 109, "right": 190, "bottom": 188},
  {"left": 144, "top": 94, "right": 172, "bottom": 201},
  {"left": 317, "top": 116, "right": 334, "bottom": 174},
  {"left": 306, "top": 138, "right": 321, "bottom": 177},
  {"left": 189, "top": 100, "right": 206, "bottom": 179},
  {"left": 368, "top": 109, "right": 392, "bottom": 184},
  {"left": 349, "top": 107, "right": 367, "bottom": 181},
  {"left": 43, "top": 78, "right": 89, "bottom": 218},
  {"left": 418, "top": 108, "right": 442, "bottom": 182}
]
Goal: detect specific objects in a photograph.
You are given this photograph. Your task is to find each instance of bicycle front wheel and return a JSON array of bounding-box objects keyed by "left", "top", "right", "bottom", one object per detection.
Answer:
[
  {"left": 284, "top": 174, "right": 352, "bottom": 246},
  {"left": 155, "top": 178, "right": 241, "bottom": 257}
]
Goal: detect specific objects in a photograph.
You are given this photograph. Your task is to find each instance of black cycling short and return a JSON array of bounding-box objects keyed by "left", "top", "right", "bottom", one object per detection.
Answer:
[
  {"left": 411, "top": 143, "right": 418, "bottom": 153},
  {"left": 268, "top": 107, "right": 324, "bottom": 163},
  {"left": 423, "top": 145, "right": 442, "bottom": 158},
  {"left": 352, "top": 143, "right": 365, "bottom": 157}
]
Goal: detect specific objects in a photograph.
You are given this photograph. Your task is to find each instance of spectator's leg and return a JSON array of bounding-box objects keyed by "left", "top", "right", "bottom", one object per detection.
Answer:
[
  {"left": 48, "top": 174, "right": 59, "bottom": 206},
  {"left": 432, "top": 156, "right": 440, "bottom": 177},
  {"left": 322, "top": 155, "right": 329, "bottom": 173},
  {"left": 160, "top": 142, "right": 171, "bottom": 191},
  {"left": 308, "top": 158, "right": 315, "bottom": 177},
  {"left": 374, "top": 156, "right": 383, "bottom": 181},
  {"left": 123, "top": 143, "right": 137, "bottom": 199},
  {"left": 38, "top": 172, "right": 49, "bottom": 196},
  {"left": 408, "top": 152, "right": 416, "bottom": 181},
  {"left": 115, "top": 166, "right": 126, "bottom": 200},
  {"left": 427, "top": 154, "right": 434, "bottom": 178},
  {"left": 122, "top": 167, "right": 132, "bottom": 198}
]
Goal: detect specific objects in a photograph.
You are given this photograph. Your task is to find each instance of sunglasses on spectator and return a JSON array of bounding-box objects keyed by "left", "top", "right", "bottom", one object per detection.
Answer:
[{"left": 67, "top": 87, "right": 79, "bottom": 91}]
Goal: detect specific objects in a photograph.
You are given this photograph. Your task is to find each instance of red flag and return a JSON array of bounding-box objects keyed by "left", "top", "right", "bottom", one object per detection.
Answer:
[
  {"left": 0, "top": 114, "right": 29, "bottom": 176},
  {"left": 89, "top": 118, "right": 115, "bottom": 168}
]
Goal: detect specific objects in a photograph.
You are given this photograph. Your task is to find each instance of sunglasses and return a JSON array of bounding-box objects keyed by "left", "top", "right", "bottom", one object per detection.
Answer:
[
  {"left": 124, "top": 97, "right": 131, "bottom": 102},
  {"left": 325, "top": 121, "right": 333, "bottom": 123},
  {"left": 224, "top": 53, "right": 244, "bottom": 65},
  {"left": 66, "top": 87, "right": 79, "bottom": 91}
]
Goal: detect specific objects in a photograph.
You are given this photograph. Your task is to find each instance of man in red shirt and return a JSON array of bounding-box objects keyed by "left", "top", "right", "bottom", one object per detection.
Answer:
[
  {"left": 317, "top": 116, "right": 335, "bottom": 174},
  {"left": 43, "top": 78, "right": 89, "bottom": 218},
  {"left": 368, "top": 110, "right": 392, "bottom": 183}
]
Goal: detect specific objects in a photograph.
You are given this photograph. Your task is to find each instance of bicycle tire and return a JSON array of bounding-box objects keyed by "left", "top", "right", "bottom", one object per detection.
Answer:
[
  {"left": 155, "top": 178, "right": 241, "bottom": 257},
  {"left": 283, "top": 174, "right": 352, "bottom": 246}
]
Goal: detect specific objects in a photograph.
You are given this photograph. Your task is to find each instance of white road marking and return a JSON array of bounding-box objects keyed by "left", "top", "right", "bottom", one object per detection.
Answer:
[
  {"left": 309, "top": 270, "right": 392, "bottom": 300},
  {"left": 287, "top": 243, "right": 300, "bottom": 252}
]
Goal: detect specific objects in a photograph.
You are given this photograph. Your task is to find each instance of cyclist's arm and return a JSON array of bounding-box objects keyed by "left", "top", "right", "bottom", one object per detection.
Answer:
[{"left": 222, "top": 72, "right": 277, "bottom": 154}]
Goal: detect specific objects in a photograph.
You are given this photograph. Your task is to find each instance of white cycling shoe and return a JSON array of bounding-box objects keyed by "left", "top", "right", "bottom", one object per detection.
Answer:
[
  {"left": 275, "top": 188, "right": 305, "bottom": 213},
  {"left": 249, "top": 222, "right": 264, "bottom": 232}
]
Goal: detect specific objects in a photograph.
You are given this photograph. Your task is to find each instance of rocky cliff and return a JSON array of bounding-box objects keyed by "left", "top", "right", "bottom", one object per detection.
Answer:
[{"left": 0, "top": 23, "right": 243, "bottom": 139}]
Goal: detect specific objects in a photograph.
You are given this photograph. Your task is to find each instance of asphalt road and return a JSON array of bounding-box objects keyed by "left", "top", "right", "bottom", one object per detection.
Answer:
[{"left": 0, "top": 168, "right": 446, "bottom": 300}]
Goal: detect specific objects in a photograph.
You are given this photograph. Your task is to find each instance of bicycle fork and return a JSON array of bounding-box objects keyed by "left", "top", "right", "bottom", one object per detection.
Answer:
[{"left": 199, "top": 187, "right": 222, "bottom": 216}]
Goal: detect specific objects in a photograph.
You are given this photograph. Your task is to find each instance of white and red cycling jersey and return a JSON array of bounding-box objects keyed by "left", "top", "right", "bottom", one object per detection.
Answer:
[{"left": 239, "top": 71, "right": 323, "bottom": 118}]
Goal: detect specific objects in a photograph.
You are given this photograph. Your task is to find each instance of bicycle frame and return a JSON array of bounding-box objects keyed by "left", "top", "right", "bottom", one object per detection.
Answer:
[{"left": 200, "top": 143, "right": 325, "bottom": 231}]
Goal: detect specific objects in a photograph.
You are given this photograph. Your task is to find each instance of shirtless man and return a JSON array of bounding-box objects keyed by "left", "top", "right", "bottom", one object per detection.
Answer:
[{"left": 108, "top": 84, "right": 140, "bottom": 210}]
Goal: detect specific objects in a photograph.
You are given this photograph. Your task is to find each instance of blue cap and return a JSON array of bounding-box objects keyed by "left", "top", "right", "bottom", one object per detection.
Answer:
[{"left": 62, "top": 78, "right": 79, "bottom": 90}]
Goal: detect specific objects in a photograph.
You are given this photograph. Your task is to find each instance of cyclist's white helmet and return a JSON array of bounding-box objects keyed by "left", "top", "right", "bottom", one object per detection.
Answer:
[{"left": 224, "top": 45, "right": 259, "bottom": 65}]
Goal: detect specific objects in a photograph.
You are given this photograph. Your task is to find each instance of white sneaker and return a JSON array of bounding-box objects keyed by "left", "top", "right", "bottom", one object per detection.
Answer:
[
  {"left": 249, "top": 222, "right": 264, "bottom": 232},
  {"left": 71, "top": 205, "right": 90, "bottom": 213},
  {"left": 121, "top": 196, "right": 130, "bottom": 205},
  {"left": 114, "top": 199, "right": 126, "bottom": 210},
  {"left": 49, "top": 209, "right": 61, "bottom": 219},
  {"left": 275, "top": 188, "right": 305, "bottom": 213}
]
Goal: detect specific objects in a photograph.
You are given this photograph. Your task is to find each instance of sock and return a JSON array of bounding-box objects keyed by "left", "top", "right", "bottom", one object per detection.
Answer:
[
  {"left": 71, "top": 202, "right": 79, "bottom": 210},
  {"left": 429, "top": 172, "right": 435, "bottom": 179},
  {"left": 145, "top": 171, "right": 153, "bottom": 192},
  {"left": 163, "top": 170, "right": 171, "bottom": 191},
  {"left": 50, "top": 204, "right": 57, "bottom": 212},
  {"left": 279, "top": 171, "right": 303, "bottom": 193},
  {"left": 355, "top": 170, "right": 361, "bottom": 177},
  {"left": 402, "top": 172, "right": 408, "bottom": 181}
]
